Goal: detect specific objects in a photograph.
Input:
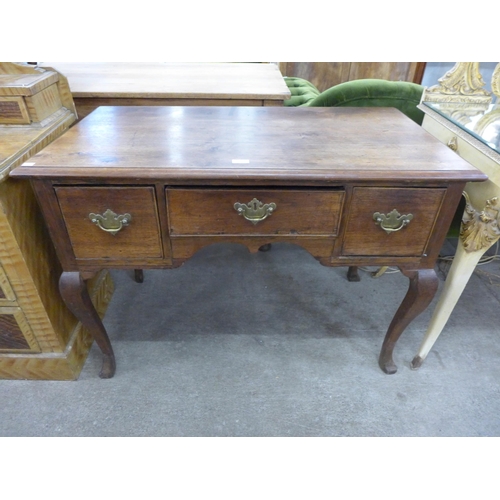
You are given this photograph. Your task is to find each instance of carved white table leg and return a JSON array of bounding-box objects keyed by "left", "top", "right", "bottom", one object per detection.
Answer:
[
  {"left": 411, "top": 240, "right": 489, "bottom": 368},
  {"left": 412, "top": 188, "right": 500, "bottom": 369}
]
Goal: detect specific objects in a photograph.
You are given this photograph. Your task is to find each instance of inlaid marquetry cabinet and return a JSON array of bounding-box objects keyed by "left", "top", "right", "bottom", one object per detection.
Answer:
[{"left": 0, "top": 63, "right": 114, "bottom": 380}]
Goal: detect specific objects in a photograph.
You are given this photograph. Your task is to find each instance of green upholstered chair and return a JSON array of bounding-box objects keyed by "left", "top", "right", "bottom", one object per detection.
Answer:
[
  {"left": 284, "top": 78, "right": 425, "bottom": 125},
  {"left": 283, "top": 77, "right": 321, "bottom": 107}
]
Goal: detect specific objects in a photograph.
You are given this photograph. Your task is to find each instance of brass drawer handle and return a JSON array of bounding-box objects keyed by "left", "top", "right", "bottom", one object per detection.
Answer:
[
  {"left": 234, "top": 198, "right": 277, "bottom": 225},
  {"left": 89, "top": 209, "right": 132, "bottom": 235},
  {"left": 447, "top": 136, "right": 458, "bottom": 151},
  {"left": 373, "top": 209, "right": 413, "bottom": 234}
]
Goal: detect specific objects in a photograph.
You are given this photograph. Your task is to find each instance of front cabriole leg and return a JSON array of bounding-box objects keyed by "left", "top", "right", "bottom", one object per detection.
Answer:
[
  {"left": 379, "top": 268, "right": 438, "bottom": 374},
  {"left": 59, "top": 271, "right": 116, "bottom": 378}
]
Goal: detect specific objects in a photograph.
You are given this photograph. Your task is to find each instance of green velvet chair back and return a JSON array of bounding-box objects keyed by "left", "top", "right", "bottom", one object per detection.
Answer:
[
  {"left": 304, "top": 79, "right": 425, "bottom": 125},
  {"left": 283, "top": 77, "right": 321, "bottom": 107}
]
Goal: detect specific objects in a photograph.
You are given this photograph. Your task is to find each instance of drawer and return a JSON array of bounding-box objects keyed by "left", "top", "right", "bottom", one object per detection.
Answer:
[
  {"left": 166, "top": 189, "right": 345, "bottom": 236},
  {"left": 55, "top": 186, "right": 163, "bottom": 259},
  {"left": 342, "top": 187, "right": 446, "bottom": 256}
]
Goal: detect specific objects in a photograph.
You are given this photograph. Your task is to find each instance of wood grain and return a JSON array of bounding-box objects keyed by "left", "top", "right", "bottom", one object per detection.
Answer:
[
  {"left": 41, "top": 62, "right": 290, "bottom": 100},
  {"left": 0, "top": 70, "right": 59, "bottom": 96},
  {"left": 40, "top": 62, "right": 291, "bottom": 118},
  {"left": 0, "top": 108, "right": 74, "bottom": 181},
  {"left": 24, "top": 83, "right": 62, "bottom": 122},
  {"left": 11, "top": 106, "right": 486, "bottom": 183}
]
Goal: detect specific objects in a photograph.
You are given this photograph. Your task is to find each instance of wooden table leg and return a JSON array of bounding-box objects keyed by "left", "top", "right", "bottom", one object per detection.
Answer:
[
  {"left": 347, "top": 266, "right": 361, "bottom": 282},
  {"left": 59, "top": 271, "right": 116, "bottom": 378},
  {"left": 379, "top": 268, "right": 438, "bottom": 374},
  {"left": 134, "top": 269, "right": 144, "bottom": 283}
]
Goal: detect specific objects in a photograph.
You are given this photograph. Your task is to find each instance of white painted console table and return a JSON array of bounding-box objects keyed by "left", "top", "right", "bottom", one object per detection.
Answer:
[{"left": 412, "top": 64, "right": 500, "bottom": 367}]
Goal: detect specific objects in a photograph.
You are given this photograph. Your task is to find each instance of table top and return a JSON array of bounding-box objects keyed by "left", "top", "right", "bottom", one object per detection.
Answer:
[
  {"left": 423, "top": 99, "right": 500, "bottom": 157},
  {"left": 39, "top": 62, "right": 291, "bottom": 101},
  {"left": 12, "top": 106, "right": 486, "bottom": 184}
]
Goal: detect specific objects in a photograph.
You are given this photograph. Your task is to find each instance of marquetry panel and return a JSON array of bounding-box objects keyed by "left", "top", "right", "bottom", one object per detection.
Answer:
[
  {"left": 0, "top": 180, "right": 76, "bottom": 351},
  {"left": 0, "top": 307, "right": 40, "bottom": 351},
  {"left": 0, "top": 313, "right": 29, "bottom": 349},
  {"left": 0, "top": 96, "right": 30, "bottom": 124},
  {"left": 0, "top": 265, "right": 16, "bottom": 303}
]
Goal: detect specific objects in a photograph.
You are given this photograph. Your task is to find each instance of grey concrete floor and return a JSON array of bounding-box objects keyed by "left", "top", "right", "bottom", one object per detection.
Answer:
[{"left": 1, "top": 242, "right": 500, "bottom": 436}]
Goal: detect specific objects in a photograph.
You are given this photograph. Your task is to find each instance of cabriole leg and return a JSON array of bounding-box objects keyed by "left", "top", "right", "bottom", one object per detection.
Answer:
[
  {"left": 59, "top": 271, "right": 116, "bottom": 378},
  {"left": 379, "top": 268, "right": 438, "bottom": 374}
]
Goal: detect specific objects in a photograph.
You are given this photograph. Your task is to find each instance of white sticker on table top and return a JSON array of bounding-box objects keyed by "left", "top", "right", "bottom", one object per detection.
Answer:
[
  {"left": 22, "top": 162, "right": 36, "bottom": 166},
  {"left": 232, "top": 159, "right": 250, "bottom": 164}
]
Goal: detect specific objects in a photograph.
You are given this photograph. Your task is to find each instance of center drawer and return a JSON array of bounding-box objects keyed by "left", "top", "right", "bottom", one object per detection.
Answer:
[{"left": 166, "top": 189, "right": 345, "bottom": 236}]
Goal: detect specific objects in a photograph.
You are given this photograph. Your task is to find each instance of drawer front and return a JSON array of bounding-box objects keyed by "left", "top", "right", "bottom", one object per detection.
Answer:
[
  {"left": 342, "top": 187, "right": 446, "bottom": 256},
  {"left": 55, "top": 186, "right": 163, "bottom": 259},
  {"left": 167, "top": 189, "right": 345, "bottom": 236}
]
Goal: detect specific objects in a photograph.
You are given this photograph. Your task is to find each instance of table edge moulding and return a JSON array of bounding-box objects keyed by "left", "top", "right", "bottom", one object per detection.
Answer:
[{"left": 10, "top": 105, "right": 487, "bottom": 379}]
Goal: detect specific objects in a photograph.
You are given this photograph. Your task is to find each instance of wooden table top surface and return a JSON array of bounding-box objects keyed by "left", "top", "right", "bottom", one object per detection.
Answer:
[
  {"left": 12, "top": 106, "right": 487, "bottom": 184},
  {"left": 40, "top": 62, "right": 291, "bottom": 101}
]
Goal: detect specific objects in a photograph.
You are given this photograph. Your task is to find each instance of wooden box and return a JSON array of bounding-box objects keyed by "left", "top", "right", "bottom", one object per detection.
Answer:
[{"left": 0, "top": 70, "right": 64, "bottom": 125}]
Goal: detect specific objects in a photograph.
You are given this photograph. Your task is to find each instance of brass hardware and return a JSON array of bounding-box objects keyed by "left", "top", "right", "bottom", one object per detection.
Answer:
[
  {"left": 89, "top": 209, "right": 132, "bottom": 236},
  {"left": 373, "top": 209, "right": 413, "bottom": 234},
  {"left": 447, "top": 136, "right": 458, "bottom": 151},
  {"left": 234, "top": 198, "right": 277, "bottom": 225}
]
